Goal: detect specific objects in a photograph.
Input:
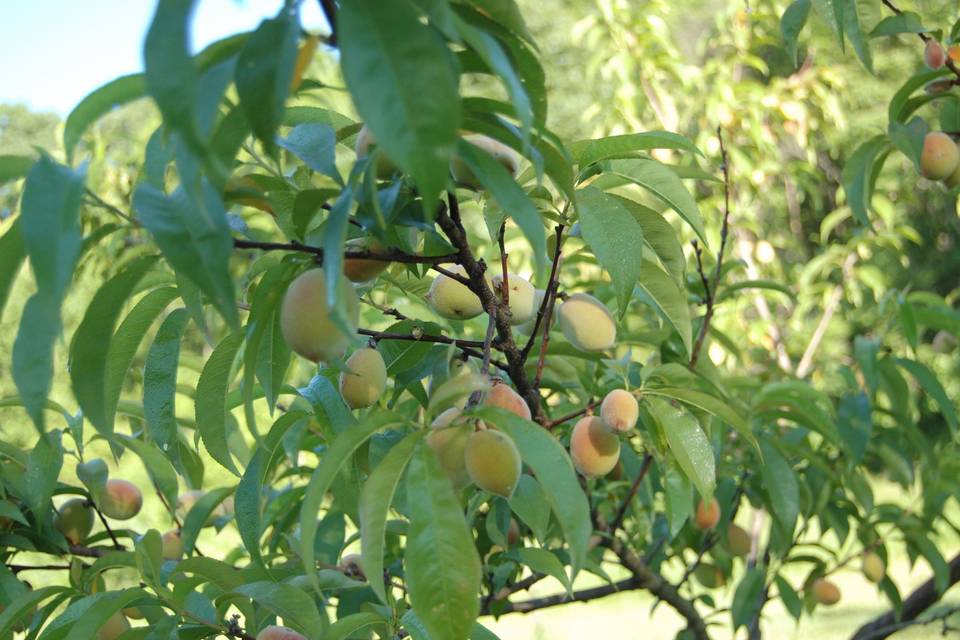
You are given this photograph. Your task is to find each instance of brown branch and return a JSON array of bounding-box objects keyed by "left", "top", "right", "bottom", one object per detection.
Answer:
[
  {"left": 318, "top": 0, "right": 338, "bottom": 47},
  {"left": 68, "top": 545, "right": 113, "bottom": 558},
  {"left": 522, "top": 225, "right": 565, "bottom": 358},
  {"left": 436, "top": 193, "right": 544, "bottom": 423},
  {"left": 358, "top": 327, "right": 508, "bottom": 372},
  {"left": 85, "top": 499, "right": 124, "bottom": 551},
  {"left": 690, "top": 127, "right": 733, "bottom": 368},
  {"left": 7, "top": 564, "right": 73, "bottom": 573},
  {"left": 532, "top": 258, "right": 561, "bottom": 392},
  {"left": 882, "top": 0, "right": 960, "bottom": 84},
  {"left": 546, "top": 398, "right": 599, "bottom": 429},
  {"left": 608, "top": 453, "right": 654, "bottom": 534},
  {"left": 483, "top": 576, "right": 642, "bottom": 614},
  {"left": 851, "top": 551, "right": 960, "bottom": 640},
  {"left": 233, "top": 238, "right": 459, "bottom": 266}
]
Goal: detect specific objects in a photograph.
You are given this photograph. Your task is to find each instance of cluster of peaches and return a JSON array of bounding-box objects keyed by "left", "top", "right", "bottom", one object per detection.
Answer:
[{"left": 919, "top": 39, "right": 960, "bottom": 185}]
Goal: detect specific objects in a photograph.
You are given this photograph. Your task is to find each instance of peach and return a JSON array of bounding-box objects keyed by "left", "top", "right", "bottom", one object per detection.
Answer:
[
  {"left": 693, "top": 563, "right": 726, "bottom": 589},
  {"left": 355, "top": 125, "right": 398, "bottom": 179},
  {"left": 161, "top": 529, "right": 183, "bottom": 560},
  {"left": 863, "top": 552, "right": 885, "bottom": 583},
  {"left": 569, "top": 416, "right": 620, "bottom": 477},
  {"left": 256, "top": 625, "right": 307, "bottom": 640},
  {"left": 339, "top": 347, "right": 387, "bottom": 409},
  {"left": 599, "top": 389, "right": 638, "bottom": 432},
  {"left": 96, "top": 611, "right": 130, "bottom": 640},
  {"left": 811, "top": 578, "right": 841, "bottom": 605},
  {"left": 694, "top": 498, "right": 720, "bottom": 530},
  {"left": 450, "top": 134, "right": 520, "bottom": 189},
  {"left": 920, "top": 132, "right": 959, "bottom": 180},
  {"left": 726, "top": 523, "right": 752, "bottom": 557},
  {"left": 925, "top": 40, "right": 947, "bottom": 69},
  {"left": 464, "top": 429, "right": 522, "bottom": 498},
  {"left": 280, "top": 268, "right": 359, "bottom": 363},
  {"left": 557, "top": 293, "right": 616, "bottom": 352},
  {"left": 99, "top": 479, "right": 143, "bottom": 521},
  {"left": 492, "top": 273, "right": 536, "bottom": 325},
  {"left": 54, "top": 498, "right": 94, "bottom": 545},
  {"left": 484, "top": 380, "right": 531, "bottom": 421},
  {"left": 427, "top": 265, "right": 484, "bottom": 320},
  {"left": 427, "top": 409, "right": 473, "bottom": 490},
  {"left": 343, "top": 237, "right": 391, "bottom": 283}
]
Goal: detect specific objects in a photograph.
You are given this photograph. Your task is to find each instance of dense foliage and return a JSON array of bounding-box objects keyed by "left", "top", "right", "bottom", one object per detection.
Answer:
[{"left": 1, "top": 1, "right": 960, "bottom": 639}]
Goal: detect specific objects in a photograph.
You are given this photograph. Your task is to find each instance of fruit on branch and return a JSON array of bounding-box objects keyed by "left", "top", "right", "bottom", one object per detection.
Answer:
[
  {"left": 484, "top": 379, "right": 532, "bottom": 421},
  {"left": 54, "top": 498, "right": 94, "bottom": 545},
  {"left": 280, "top": 268, "right": 359, "bottom": 362},
  {"left": 569, "top": 416, "right": 620, "bottom": 477},
  {"left": 920, "top": 132, "right": 960, "bottom": 180},
  {"left": 726, "top": 523, "right": 752, "bottom": 557},
  {"left": 161, "top": 529, "right": 183, "bottom": 560},
  {"left": 427, "top": 265, "right": 485, "bottom": 320},
  {"left": 862, "top": 551, "right": 885, "bottom": 583},
  {"left": 256, "top": 625, "right": 307, "bottom": 640},
  {"left": 925, "top": 40, "right": 947, "bottom": 69},
  {"left": 694, "top": 497, "right": 720, "bottom": 530},
  {"left": 933, "top": 329, "right": 958, "bottom": 353},
  {"left": 516, "top": 288, "right": 546, "bottom": 335},
  {"left": 600, "top": 389, "right": 638, "bottom": 432},
  {"left": 464, "top": 429, "right": 522, "bottom": 498},
  {"left": 557, "top": 293, "right": 616, "bottom": 352},
  {"left": 122, "top": 607, "right": 144, "bottom": 620},
  {"left": 96, "top": 611, "right": 130, "bottom": 640},
  {"left": 343, "top": 237, "right": 391, "bottom": 282},
  {"left": 339, "top": 347, "right": 387, "bottom": 409},
  {"left": 693, "top": 563, "right": 726, "bottom": 589},
  {"left": 427, "top": 409, "right": 473, "bottom": 490},
  {"left": 340, "top": 553, "right": 364, "bottom": 579},
  {"left": 450, "top": 133, "right": 520, "bottom": 189},
  {"left": 99, "top": 479, "right": 143, "bottom": 520},
  {"left": 811, "top": 578, "right": 841, "bottom": 605},
  {"left": 355, "top": 125, "right": 398, "bottom": 179},
  {"left": 224, "top": 175, "right": 274, "bottom": 214},
  {"left": 507, "top": 518, "right": 521, "bottom": 546},
  {"left": 492, "top": 273, "right": 536, "bottom": 325}
]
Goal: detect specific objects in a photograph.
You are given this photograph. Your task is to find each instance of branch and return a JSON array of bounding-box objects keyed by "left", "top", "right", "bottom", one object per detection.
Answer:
[
  {"left": 521, "top": 224, "right": 565, "bottom": 358},
  {"left": 608, "top": 452, "right": 654, "bottom": 534},
  {"left": 358, "top": 328, "right": 509, "bottom": 372},
  {"left": 233, "top": 238, "right": 459, "bottom": 266},
  {"left": 318, "top": 0, "right": 338, "bottom": 47},
  {"left": 882, "top": 0, "right": 960, "bottom": 84},
  {"left": 484, "top": 576, "right": 642, "bottom": 614},
  {"left": 436, "top": 194, "right": 544, "bottom": 423},
  {"left": 546, "top": 398, "right": 599, "bottom": 429},
  {"left": 690, "top": 127, "right": 733, "bottom": 368},
  {"left": 851, "top": 551, "right": 960, "bottom": 640},
  {"left": 68, "top": 545, "right": 113, "bottom": 558},
  {"left": 85, "top": 499, "right": 124, "bottom": 551}
]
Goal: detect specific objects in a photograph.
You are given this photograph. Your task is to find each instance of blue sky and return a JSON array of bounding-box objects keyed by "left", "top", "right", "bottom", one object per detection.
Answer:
[{"left": 0, "top": 0, "right": 328, "bottom": 116}]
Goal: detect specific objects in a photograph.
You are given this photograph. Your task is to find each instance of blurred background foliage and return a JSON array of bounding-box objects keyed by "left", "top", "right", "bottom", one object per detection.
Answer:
[{"left": 2, "top": 0, "right": 960, "bottom": 637}]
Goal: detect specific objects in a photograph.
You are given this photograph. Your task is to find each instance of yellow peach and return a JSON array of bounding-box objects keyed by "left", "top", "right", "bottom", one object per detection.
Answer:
[
  {"left": 569, "top": 416, "right": 620, "bottom": 477},
  {"left": 280, "top": 268, "right": 359, "bottom": 363}
]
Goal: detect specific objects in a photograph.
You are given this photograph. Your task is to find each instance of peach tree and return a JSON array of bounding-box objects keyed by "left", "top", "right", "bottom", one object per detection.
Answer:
[{"left": 0, "top": 1, "right": 959, "bottom": 639}]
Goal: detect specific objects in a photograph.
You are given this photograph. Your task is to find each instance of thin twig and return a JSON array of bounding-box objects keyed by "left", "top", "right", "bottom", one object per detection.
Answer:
[
  {"left": 85, "top": 499, "right": 123, "bottom": 551},
  {"left": 84, "top": 190, "right": 139, "bottom": 226},
  {"left": 522, "top": 225, "right": 565, "bottom": 358},
  {"left": 546, "top": 398, "right": 599, "bottom": 429},
  {"left": 233, "top": 238, "right": 460, "bottom": 266},
  {"left": 318, "top": 0, "right": 338, "bottom": 47},
  {"left": 882, "top": 0, "right": 960, "bottom": 85},
  {"left": 608, "top": 453, "right": 654, "bottom": 534},
  {"left": 532, "top": 255, "right": 562, "bottom": 393},
  {"left": 357, "top": 328, "right": 509, "bottom": 372}
]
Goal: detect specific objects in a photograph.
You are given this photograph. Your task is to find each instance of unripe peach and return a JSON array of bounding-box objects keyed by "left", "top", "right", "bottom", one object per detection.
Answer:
[
  {"left": 427, "top": 409, "right": 473, "bottom": 490},
  {"left": 557, "top": 293, "right": 616, "bottom": 352},
  {"left": 507, "top": 518, "right": 521, "bottom": 546},
  {"left": 694, "top": 498, "right": 720, "bottom": 530},
  {"left": 427, "top": 265, "right": 484, "bottom": 320},
  {"left": 484, "top": 380, "right": 532, "bottom": 421},
  {"left": 99, "top": 480, "right": 143, "bottom": 520},
  {"left": 464, "top": 429, "right": 522, "bottom": 498},
  {"left": 492, "top": 273, "right": 536, "bottom": 325},
  {"left": 343, "top": 237, "right": 391, "bottom": 283},
  {"left": 340, "top": 553, "right": 364, "bottom": 579},
  {"left": 122, "top": 607, "right": 144, "bottom": 620},
  {"left": 863, "top": 551, "right": 885, "bottom": 583},
  {"left": 280, "top": 268, "right": 359, "bottom": 363},
  {"left": 161, "top": 529, "right": 183, "bottom": 560},
  {"left": 920, "top": 132, "right": 960, "bottom": 180},
  {"left": 355, "top": 125, "right": 398, "bottom": 179},
  {"left": 256, "top": 625, "right": 307, "bottom": 640},
  {"left": 450, "top": 134, "right": 520, "bottom": 189},
  {"left": 516, "top": 288, "right": 546, "bottom": 335},
  {"left": 569, "top": 416, "right": 620, "bottom": 477},
  {"left": 97, "top": 611, "right": 130, "bottom": 640},
  {"left": 925, "top": 40, "right": 947, "bottom": 69},
  {"left": 600, "top": 389, "right": 638, "bottom": 432},
  {"left": 54, "top": 498, "right": 94, "bottom": 545},
  {"left": 693, "top": 563, "right": 726, "bottom": 589},
  {"left": 811, "top": 578, "right": 841, "bottom": 605},
  {"left": 339, "top": 347, "right": 387, "bottom": 409},
  {"left": 726, "top": 523, "right": 752, "bottom": 557}
]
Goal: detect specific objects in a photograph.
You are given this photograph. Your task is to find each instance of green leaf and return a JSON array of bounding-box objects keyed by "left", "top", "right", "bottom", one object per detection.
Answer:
[
  {"left": 643, "top": 387, "right": 755, "bottom": 450},
  {"left": 235, "top": 10, "right": 299, "bottom": 154},
  {"left": 508, "top": 474, "right": 550, "bottom": 542},
  {"left": 606, "top": 158, "right": 706, "bottom": 244},
  {"left": 456, "top": 138, "right": 547, "bottom": 272},
  {"left": 776, "top": 575, "right": 803, "bottom": 620},
  {"left": 0, "top": 155, "right": 35, "bottom": 186},
  {"left": 231, "top": 581, "right": 324, "bottom": 636},
  {"left": 180, "top": 486, "right": 235, "bottom": 555},
  {"left": 24, "top": 432, "right": 63, "bottom": 528},
  {"left": 428, "top": 373, "right": 491, "bottom": 416},
  {"left": 837, "top": 392, "right": 872, "bottom": 464},
  {"left": 339, "top": 0, "right": 460, "bottom": 214},
  {"left": 405, "top": 445, "right": 482, "bottom": 640},
  {"left": 0, "top": 586, "right": 65, "bottom": 636},
  {"left": 717, "top": 279, "right": 797, "bottom": 303},
  {"left": 12, "top": 156, "right": 85, "bottom": 431},
  {"left": 0, "top": 219, "right": 25, "bottom": 321},
  {"left": 70, "top": 255, "right": 159, "bottom": 435},
  {"left": 836, "top": 0, "right": 873, "bottom": 72},
  {"left": 278, "top": 123, "right": 341, "bottom": 184},
  {"left": 760, "top": 436, "right": 798, "bottom": 536},
  {"left": 752, "top": 381, "right": 839, "bottom": 443},
  {"left": 478, "top": 408, "right": 591, "bottom": 580},
  {"left": 576, "top": 186, "right": 644, "bottom": 317},
  {"left": 611, "top": 195, "right": 685, "bottom": 285},
  {"left": 888, "top": 117, "right": 928, "bottom": 173},
  {"left": 508, "top": 547, "right": 571, "bottom": 593},
  {"left": 889, "top": 69, "right": 952, "bottom": 124},
  {"left": 360, "top": 430, "right": 425, "bottom": 603},
  {"left": 646, "top": 397, "right": 715, "bottom": 499},
  {"left": 572, "top": 132, "right": 702, "bottom": 167},
  {"left": 300, "top": 413, "right": 403, "bottom": 593},
  {"left": 325, "top": 613, "right": 388, "bottom": 640},
  {"left": 635, "top": 263, "right": 693, "bottom": 355},
  {"left": 462, "top": 0, "right": 534, "bottom": 46},
  {"left": 114, "top": 435, "right": 179, "bottom": 514},
  {"left": 731, "top": 567, "right": 765, "bottom": 630},
  {"left": 195, "top": 332, "right": 243, "bottom": 475},
  {"left": 76, "top": 459, "right": 108, "bottom": 504},
  {"left": 64, "top": 75, "right": 147, "bottom": 161},
  {"left": 895, "top": 358, "right": 958, "bottom": 435},
  {"left": 870, "top": 11, "right": 927, "bottom": 37},
  {"left": 143, "top": 308, "right": 190, "bottom": 455},
  {"left": 133, "top": 182, "right": 238, "bottom": 328},
  {"left": 781, "top": 0, "right": 811, "bottom": 66},
  {"left": 60, "top": 589, "right": 148, "bottom": 640},
  {"left": 105, "top": 287, "right": 179, "bottom": 430}
]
